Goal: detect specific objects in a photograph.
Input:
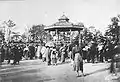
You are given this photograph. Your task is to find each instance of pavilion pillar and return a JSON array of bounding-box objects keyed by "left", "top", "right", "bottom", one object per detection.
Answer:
[
  {"left": 46, "top": 30, "right": 50, "bottom": 43},
  {"left": 55, "top": 29, "right": 58, "bottom": 45},
  {"left": 70, "top": 29, "right": 72, "bottom": 44},
  {"left": 58, "top": 31, "right": 59, "bottom": 43},
  {"left": 48, "top": 30, "right": 50, "bottom": 42}
]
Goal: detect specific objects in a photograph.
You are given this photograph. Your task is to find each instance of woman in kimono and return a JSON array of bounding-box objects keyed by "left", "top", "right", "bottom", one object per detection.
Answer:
[
  {"left": 61, "top": 48, "right": 66, "bottom": 63},
  {"left": 41, "top": 45, "right": 46, "bottom": 62},
  {"left": 23, "top": 45, "right": 29, "bottom": 60},
  {"left": 73, "top": 47, "right": 84, "bottom": 77},
  {"left": 45, "top": 46, "right": 51, "bottom": 65},
  {"left": 36, "top": 45, "right": 41, "bottom": 59},
  {"left": 51, "top": 47, "right": 58, "bottom": 65}
]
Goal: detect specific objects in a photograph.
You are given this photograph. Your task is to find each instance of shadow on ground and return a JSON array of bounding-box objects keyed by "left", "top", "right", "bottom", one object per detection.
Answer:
[{"left": 82, "top": 67, "right": 110, "bottom": 77}]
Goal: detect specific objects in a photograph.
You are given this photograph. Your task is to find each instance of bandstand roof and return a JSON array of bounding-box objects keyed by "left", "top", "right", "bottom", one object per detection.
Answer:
[{"left": 44, "top": 15, "right": 83, "bottom": 31}]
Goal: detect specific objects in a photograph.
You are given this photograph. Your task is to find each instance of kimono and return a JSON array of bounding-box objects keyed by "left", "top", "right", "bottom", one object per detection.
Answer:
[
  {"left": 12, "top": 46, "right": 19, "bottom": 64},
  {"left": 41, "top": 46, "right": 46, "bottom": 62},
  {"left": 36, "top": 46, "right": 41, "bottom": 58},
  {"left": 51, "top": 49, "right": 57, "bottom": 65},
  {"left": 29, "top": 46, "right": 35, "bottom": 59},
  {"left": 23, "top": 46, "right": 29, "bottom": 59},
  {"left": 61, "top": 48, "right": 66, "bottom": 63},
  {"left": 73, "top": 52, "right": 83, "bottom": 72},
  {"left": 45, "top": 47, "right": 50, "bottom": 65}
]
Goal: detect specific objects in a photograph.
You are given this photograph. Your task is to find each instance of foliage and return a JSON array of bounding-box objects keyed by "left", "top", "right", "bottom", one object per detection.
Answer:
[
  {"left": 105, "top": 16, "right": 120, "bottom": 45},
  {"left": 28, "top": 24, "right": 52, "bottom": 43},
  {"left": 11, "top": 34, "right": 21, "bottom": 41},
  {"left": 72, "top": 26, "right": 105, "bottom": 48},
  {"left": 21, "top": 33, "right": 27, "bottom": 42},
  {"left": 0, "top": 30, "right": 5, "bottom": 42}
]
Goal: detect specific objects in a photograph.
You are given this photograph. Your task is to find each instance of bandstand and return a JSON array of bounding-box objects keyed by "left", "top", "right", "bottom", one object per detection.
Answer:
[{"left": 44, "top": 14, "right": 84, "bottom": 47}]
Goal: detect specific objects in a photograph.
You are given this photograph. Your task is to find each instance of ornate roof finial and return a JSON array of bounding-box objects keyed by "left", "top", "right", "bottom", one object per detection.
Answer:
[{"left": 59, "top": 12, "right": 69, "bottom": 22}]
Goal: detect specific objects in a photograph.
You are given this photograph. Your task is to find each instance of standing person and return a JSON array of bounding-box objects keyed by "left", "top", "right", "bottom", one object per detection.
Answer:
[
  {"left": 68, "top": 44, "right": 73, "bottom": 60},
  {"left": 110, "top": 55, "right": 116, "bottom": 75},
  {"left": 60, "top": 44, "right": 66, "bottom": 63},
  {"left": 35, "top": 45, "right": 38, "bottom": 59},
  {"left": 49, "top": 47, "right": 53, "bottom": 65},
  {"left": 7, "top": 45, "right": 12, "bottom": 64},
  {"left": 44, "top": 46, "right": 50, "bottom": 65},
  {"left": 23, "top": 45, "right": 29, "bottom": 60},
  {"left": 29, "top": 44, "right": 35, "bottom": 59},
  {"left": 12, "top": 45, "right": 19, "bottom": 65},
  {"left": 17, "top": 46, "right": 23, "bottom": 64},
  {"left": 90, "top": 42, "right": 97, "bottom": 63},
  {"left": 1, "top": 45, "right": 5, "bottom": 63},
  {"left": 56, "top": 45, "right": 60, "bottom": 61},
  {"left": 41, "top": 44, "right": 46, "bottom": 62},
  {"left": 63, "top": 44, "right": 68, "bottom": 59},
  {"left": 87, "top": 48, "right": 91, "bottom": 63},
  {"left": 51, "top": 47, "right": 58, "bottom": 65},
  {"left": 39, "top": 44, "right": 43, "bottom": 59},
  {"left": 73, "top": 49, "right": 84, "bottom": 77},
  {"left": 72, "top": 45, "right": 76, "bottom": 61},
  {"left": 61, "top": 48, "right": 66, "bottom": 63},
  {"left": 36, "top": 44, "right": 41, "bottom": 59},
  {"left": 72, "top": 44, "right": 80, "bottom": 61}
]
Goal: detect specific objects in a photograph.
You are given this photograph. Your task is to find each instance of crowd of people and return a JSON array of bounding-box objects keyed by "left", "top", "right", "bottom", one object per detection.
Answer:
[
  {"left": 0, "top": 40, "right": 120, "bottom": 76},
  {"left": 0, "top": 43, "right": 36, "bottom": 65},
  {"left": 0, "top": 42, "right": 69, "bottom": 66}
]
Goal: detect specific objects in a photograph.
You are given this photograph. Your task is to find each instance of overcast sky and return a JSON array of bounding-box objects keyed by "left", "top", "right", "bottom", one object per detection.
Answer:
[{"left": 0, "top": 0, "right": 120, "bottom": 34}]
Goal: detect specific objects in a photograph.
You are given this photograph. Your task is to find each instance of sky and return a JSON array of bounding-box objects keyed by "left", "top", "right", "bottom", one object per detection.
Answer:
[{"left": 0, "top": 0, "right": 120, "bottom": 34}]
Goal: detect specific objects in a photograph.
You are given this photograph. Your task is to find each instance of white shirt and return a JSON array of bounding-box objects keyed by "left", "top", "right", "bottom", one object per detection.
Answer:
[{"left": 41, "top": 46, "right": 46, "bottom": 56}]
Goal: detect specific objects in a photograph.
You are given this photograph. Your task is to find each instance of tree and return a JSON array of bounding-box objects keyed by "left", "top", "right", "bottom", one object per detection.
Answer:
[
  {"left": 28, "top": 24, "right": 52, "bottom": 43},
  {"left": 3, "top": 19, "right": 16, "bottom": 43},
  {"left": 105, "top": 16, "right": 120, "bottom": 45},
  {"left": 72, "top": 27, "right": 94, "bottom": 47},
  {"left": 29, "top": 24, "right": 45, "bottom": 41},
  {"left": 0, "top": 30, "right": 5, "bottom": 42},
  {"left": 21, "top": 33, "right": 27, "bottom": 42}
]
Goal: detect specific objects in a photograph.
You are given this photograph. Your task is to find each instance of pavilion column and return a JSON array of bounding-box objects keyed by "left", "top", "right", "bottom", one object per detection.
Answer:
[
  {"left": 70, "top": 29, "right": 72, "bottom": 44},
  {"left": 46, "top": 30, "right": 50, "bottom": 42},
  {"left": 58, "top": 31, "right": 59, "bottom": 43},
  {"left": 48, "top": 30, "right": 50, "bottom": 42},
  {"left": 55, "top": 29, "right": 58, "bottom": 45}
]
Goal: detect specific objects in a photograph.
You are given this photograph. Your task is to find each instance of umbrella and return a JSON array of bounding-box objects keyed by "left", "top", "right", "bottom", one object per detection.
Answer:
[{"left": 45, "top": 41, "right": 55, "bottom": 47}]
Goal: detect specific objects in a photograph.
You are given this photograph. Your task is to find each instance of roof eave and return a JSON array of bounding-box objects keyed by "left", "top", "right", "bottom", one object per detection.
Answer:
[{"left": 44, "top": 25, "right": 83, "bottom": 31}]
